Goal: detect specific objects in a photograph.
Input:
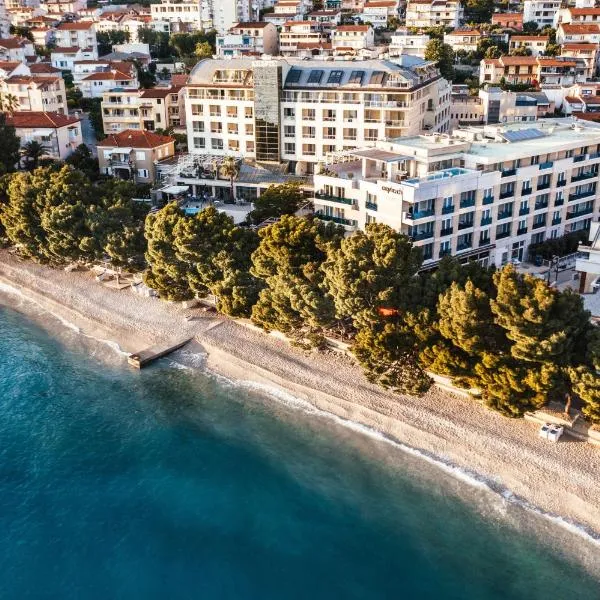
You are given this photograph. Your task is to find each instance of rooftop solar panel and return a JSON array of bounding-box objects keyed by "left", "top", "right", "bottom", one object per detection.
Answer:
[
  {"left": 501, "top": 128, "right": 546, "bottom": 143},
  {"left": 286, "top": 69, "right": 302, "bottom": 84},
  {"left": 307, "top": 69, "right": 324, "bottom": 84},
  {"left": 327, "top": 70, "right": 344, "bottom": 84}
]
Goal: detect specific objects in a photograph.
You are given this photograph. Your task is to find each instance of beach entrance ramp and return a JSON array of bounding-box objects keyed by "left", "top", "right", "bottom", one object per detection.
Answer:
[{"left": 128, "top": 337, "right": 192, "bottom": 369}]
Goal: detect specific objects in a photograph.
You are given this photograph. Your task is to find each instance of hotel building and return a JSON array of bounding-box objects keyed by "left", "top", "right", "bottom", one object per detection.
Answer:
[
  {"left": 312, "top": 119, "right": 600, "bottom": 267},
  {"left": 184, "top": 56, "right": 451, "bottom": 174}
]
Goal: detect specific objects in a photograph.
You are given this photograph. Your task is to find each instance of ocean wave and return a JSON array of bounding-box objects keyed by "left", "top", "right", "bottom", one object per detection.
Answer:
[{"left": 216, "top": 375, "right": 600, "bottom": 550}]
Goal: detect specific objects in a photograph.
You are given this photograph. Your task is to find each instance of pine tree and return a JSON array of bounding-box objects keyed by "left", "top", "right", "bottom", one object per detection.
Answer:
[
  {"left": 570, "top": 367, "right": 600, "bottom": 425},
  {"left": 322, "top": 223, "right": 422, "bottom": 331},
  {"left": 250, "top": 215, "right": 342, "bottom": 341},
  {"left": 143, "top": 202, "right": 193, "bottom": 301}
]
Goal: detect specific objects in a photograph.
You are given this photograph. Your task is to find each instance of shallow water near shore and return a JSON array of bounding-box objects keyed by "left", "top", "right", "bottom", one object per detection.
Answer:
[{"left": 1, "top": 305, "right": 600, "bottom": 599}]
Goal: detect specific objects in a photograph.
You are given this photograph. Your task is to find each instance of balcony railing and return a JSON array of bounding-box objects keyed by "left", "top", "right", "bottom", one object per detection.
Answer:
[
  {"left": 568, "top": 189, "right": 595, "bottom": 202},
  {"left": 479, "top": 236, "right": 490, "bottom": 246},
  {"left": 456, "top": 241, "right": 473, "bottom": 251},
  {"left": 537, "top": 182, "right": 550, "bottom": 191},
  {"left": 316, "top": 213, "right": 357, "bottom": 226},
  {"left": 407, "top": 208, "right": 435, "bottom": 220},
  {"left": 496, "top": 230, "right": 511, "bottom": 240},
  {"left": 499, "top": 189, "right": 514, "bottom": 200},
  {"left": 573, "top": 154, "right": 587, "bottom": 163},
  {"left": 557, "top": 179, "right": 566, "bottom": 187},
  {"left": 554, "top": 198, "right": 564, "bottom": 207},
  {"left": 519, "top": 206, "right": 530, "bottom": 216},
  {"left": 539, "top": 161, "right": 553, "bottom": 170},
  {"left": 497, "top": 210, "right": 512, "bottom": 220},
  {"left": 482, "top": 195, "right": 494, "bottom": 205},
  {"left": 521, "top": 187, "right": 533, "bottom": 196},
  {"left": 501, "top": 168, "right": 516, "bottom": 177},
  {"left": 517, "top": 227, "right": 528, "bottom": 235},
  {"left": 439, "top": 249, "right": 452, "bottom": 258},
  {"left": 534, "top": 201, "right": 548, "bottom": 210},
  {"left": 315, "top": 192, "right": 354, "bottom": 205},
  {"left": 410, "top": 230, "right": 434, "bottom": 241},
  {"left": 480, "top": 216, "right": 492, "bottom": 226},
  {"left": 566, "top": 207, "right": 594, "bottom": 219},
  {"left": 459, "top": 198, "right": 475, "bottom": 209},
  {"left": 440, "top": 227, "right": 453, "bottom": 236},
  {"left": 571, "top": 171, "right": 597, "bottom": 182},
  {"left": 551, "top": 217, "right": 562, "bottom": 225},
  {"left": 532, "top": 220, "right": 546, "bottom": 229},
  {"left": 442, "top": 204, "right": 455, "bottom": 214},
  {"left": 365, "top": 201, "right": 378, "bottom": 211},
  {"left": 458, "top": 220, "right": 474, "bottom": 230}
]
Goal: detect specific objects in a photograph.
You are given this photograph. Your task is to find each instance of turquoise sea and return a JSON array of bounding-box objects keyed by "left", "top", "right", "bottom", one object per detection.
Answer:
[{"left": 1, "top": 304, "right": 599, "bottom": 599}]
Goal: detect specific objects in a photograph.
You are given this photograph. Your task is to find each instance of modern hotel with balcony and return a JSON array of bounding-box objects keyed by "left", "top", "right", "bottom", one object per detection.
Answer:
[
  {"left": 312, "top": 119, "right": 600, "bottom": 267},
  {"left": 184, "top": 56, "right": 451, "bottom": 175}
]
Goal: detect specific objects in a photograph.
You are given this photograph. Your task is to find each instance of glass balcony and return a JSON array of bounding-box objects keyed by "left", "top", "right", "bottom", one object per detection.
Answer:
[
  {"left": 557, "top": 179, "right": 566, "bottom": 187},
  {"left": 458, "top": 220, "right": 474, "bottom": 230},
  {"left": 499, "top": 189, "right": 514, "bottom": 200},
  {"left": 554, "top": 198, "right": 564, "bottom": 207},
  {"left": 482, "top": 195, "right": 494, "bottom": 205},
  {"left": 517, "top": 227, "right": 528, "bottom": 235},
  {"left": 439, "top": 248, "right": 452, "bottom": 258},
  {"left": 479, "top": 236, "right": 491, "bottom": 246},
  {"left": 568, "top": 190, "right": 595, "bottom": 202},
  {"left": 442, "top": 204, "right": 455, "bottom": 214},
  {"left": 573, "top": 154, "right": 587, "bottom": 163},
  {"left": 315, "top": 192, "right": 354, "bottom": 205},
  {"left": 459, "top": 198, "right": 475, "bottom": 209},
  {"left": 566, "top": 206, "right": 594, "bottom": 219},
  {"left": 456, "top": 241, "right": 473, "bottom": 251},
  {"left": 316, "top": 213, "right": 357, "bottom": 227},
  {"left": 537, "top": 182, "right": 550, "bottom": 191},
  {"left": 534, "top": 201, "right": 548, "bottom": 210},
  {"left": 496, "top": 230, "right": 511, "bottom": 240},
  {"left": 407, "top": 208, "right": 435, "bottom": 220},
  {"left": 519, "top": 206, "right": 530, "bottom": 216},
  {"left": 411, "top": 230, "right": 435, "bottom": 241},
  {"left": 440, "top": 227, "right": 453, "bottom": 236},
  {"left": 571, "top": 171, "right": 597, "bottom": 182},
  {"left": 551, "top": 217, "right": 562, "bottom": 225},
  {"left": 521, "top": 187, "right": 533, "bottom": 196},
  {"left": 532, "top": 220, "right": 546, "bottom": 229},
  {"left": 365, "top": 201, "right": 378, "bottom": 211},
  {"left": 501, "top": 168, "right": 516, "bottom": 177},
  {"left": 497, "top": 210, "right": 512, "bottom": 220},
  {"left": 480, "top": 216, "right": 492, "bottom": 226},
  {"left": 539, "top": 161, "right": 553, "bottom": 170}
]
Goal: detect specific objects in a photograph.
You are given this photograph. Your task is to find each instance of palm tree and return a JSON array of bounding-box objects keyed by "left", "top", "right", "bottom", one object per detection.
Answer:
[
  {"left": 220, "top": 156, "right": 239, "bottom": 203},
  {"left": 0, "top": 93, "right": 19, "bottom": 115},
  {"left": 21, "top": 140, "right": 50, "bottom": 170}
]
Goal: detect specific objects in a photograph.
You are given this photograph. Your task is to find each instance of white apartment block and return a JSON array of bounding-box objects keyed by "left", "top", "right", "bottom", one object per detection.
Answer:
[
  {"left": 216, "top": 22, "right": 279, "bottom": 57},
  {"left": 576, "top": 220, "right": 600, "bottom": 293},
  {"left": 331, "top": 25, "right": 374, "bottom": 53},
  {"left": 556, "top": 23, "right": 600, "bottom": 46},
  {"left": 362, "top": 0, "right": 400, "bottom": 29},
  {"left": 508, "top": 35, "right": 549, "bottom": 57},
  {"left": 184, "top": 56, "right": 451, "bottom": 173},
  {"left": 443, "top": 29, "right": 483, "bottom": 53},
  {"left": 312, "top": 119, "right": 599, "bottom": 268},
  {"left": 405, "top": 0, "right": 463, "bottom": 29},
  {"left": 54, "top": 22, "right": 97, "bottom": 53},
  {"left": 523, "top": 0, "right": 561, "bottom": 28},
  {"left": 388, "top": 28, "right": 429, "bottom": 58},
  {"left": 150, "top": 0, "right": 206, "bottom": 32},
  {"left": 0, "top": 74, "right": 67, "bottom": 114},
  {"left": 51, "top": 47, "right": 98, "bottom": 71},
  {"left": 0, "top": 36, "right": 35, "bottom": 62},
  {"left": 212, "top": 0, "right": 255, "bottom": 34},
  {"left": 480, "top": 56, "right": 581, "bottom": 87},
  {"left": 279, "top": 21, "right": 328, "bottom": 56}
]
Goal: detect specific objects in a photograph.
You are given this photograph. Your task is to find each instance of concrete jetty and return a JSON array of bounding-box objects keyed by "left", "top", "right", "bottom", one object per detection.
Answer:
[{"left": 128, "top": 337, "right": 192, "bottom": 369}]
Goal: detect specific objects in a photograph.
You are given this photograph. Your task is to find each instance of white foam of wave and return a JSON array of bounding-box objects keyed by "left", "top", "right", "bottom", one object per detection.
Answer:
[
  {"left": 211, "top": 374, "right": 600, "bottom": 549},
  {"left": 0, "top": 279, "right": 128, "bottom": 357}
]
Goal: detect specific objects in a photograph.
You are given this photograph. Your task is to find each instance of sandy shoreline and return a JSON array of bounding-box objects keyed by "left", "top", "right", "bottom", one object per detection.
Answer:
[{"left": 1, "top": 250, "right": 600, "bottom": 543}]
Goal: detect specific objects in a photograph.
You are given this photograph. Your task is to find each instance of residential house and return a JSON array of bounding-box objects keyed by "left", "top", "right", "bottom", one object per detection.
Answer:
[
  {"left": 362, "top": 0, "right": 400, "bottom": 29},
  {"left": 0, "top": 75, "right": 67, "bottom": 114},
  {"left": 388, "top": 28, "right": 429, "bottom": 58},
  {"left": 405, "top": 0, "right": 463, "bottom": 28},
  {"left": 523, "top": 0, "right": 561, "bottom": 28},
  {"left": 79, "top": 63, "right": 139, "bottom": 99},
  {"left": 279, "top": 21, "right": 329, "bottom": 57},
  {"left": 331, "top": 25, "right": 374, "bottom": 55},
  {"left": 51, "top": 47, "right": 99, "bottom": 71},
  {"left": 508, "top": 35, "right": 549, "bottom": 57},
  {"left": 480, "top": 55, "right": 580, "bottom": 86},
  {"left": 556, "top": 23, "right": 600, "bottom": 45},
  {"left": 491, "top": 12, "right": 523, "bottom": 30},
  {"left": 216, "top": 22, "right": 279, "bottom": 57},
  {"left": 0, "top": 37, "right": 36, "bottom": 62},
  {"left": 444, "top": 29, "right": 484, "bottom": 53},
  {"left": 6, "top": 111, "right": 82, "bottom": 160},
  {"left": 97, "top": 129, "right": 176, "bottom": 183},
  {"left": 54, "top": 22, "right": 98, "bottom": 53},
  {"left": 561, "top": 43, "right": 597, "bottom": 81}
]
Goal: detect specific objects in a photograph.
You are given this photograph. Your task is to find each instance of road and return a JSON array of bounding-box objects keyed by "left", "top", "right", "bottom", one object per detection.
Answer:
[{"left": 78, "top": 112, "right": 97, "bottom": 156}]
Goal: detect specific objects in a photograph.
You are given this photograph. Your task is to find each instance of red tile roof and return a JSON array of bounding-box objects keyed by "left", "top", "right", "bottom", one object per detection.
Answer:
[
  {"left": 52, "top": 46, "right": 81, "bottom": 53},
  {"left": 139, "top": 86, "right": 182, "bottom": 98},
  {"left": 335, "top": 25, "right": 370, "bottom": 31},
  {"left": 560, "top": 23, "right": 600, "bottom": 34},
  {"left": 0, "top": 36, "right": 31, "bottom": 49},
  {"left": 56, "top": 22, "right": 94, "bottom": 30},
  {"left": 231, "top": 21, "right": 271, "bottom": 28},
  {"left": 82, "top": 70, "right": 134, "bottom": 81},
  {"left": 0, "top": 61, "right": 21, "bottom": 71},
  {"left": 6, "top": 111, "right": 79, "bottom": 128},
  {"left": 97, "top": 130, "right": 174, "bottom": 149},
  {"left": 510, "top": 35, "right": 548, "bottom": 41},
  {"left": 569, "top": 8, "right": 600, "bottom": 16}
]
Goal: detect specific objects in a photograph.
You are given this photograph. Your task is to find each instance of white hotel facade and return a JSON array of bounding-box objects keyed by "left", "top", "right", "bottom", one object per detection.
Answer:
[
  {"left": 312, "top": 119, "right": 599, "bottom": 267},
  {"left": 183, "top": 56, "right": 451, "bottom": 174}
]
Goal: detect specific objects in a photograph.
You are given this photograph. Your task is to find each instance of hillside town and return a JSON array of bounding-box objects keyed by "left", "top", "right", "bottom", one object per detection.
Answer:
[{"left": 0, "top": 0, "right": 599, "bottom": 428}]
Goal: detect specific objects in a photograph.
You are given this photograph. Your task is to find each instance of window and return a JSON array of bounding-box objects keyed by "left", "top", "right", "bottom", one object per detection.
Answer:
[
  {"left": 284, "top": 125, "right": 295, "bottom": 137},
  {"left": 286, "top": 69, "right": 302, "bottom": 84},
  {"left": 137, "top": 169, "right": 148, "bottom": 178},
  {"left": 193, "top": 137, "right": 205, "bottom": 149},
  {"left": 135, "top": 151, "right": 145, "bottom": 161},
  {"left": 348, "top": 70, "right": 364, "bottom": 85},
  {"left": 211, "top": 139, "right": 224, "bottom": 150},
  {"left": 307, "top": 70, "right": 324, "bottom": 84},
  {"left": 193, "top": 121, "right": 204, "bottom": 133},
  {"left": 284, "top": 107, "right": 295, "bottom": 118},
  {"left": 284, "top": 142, "right": 295, "bottom": 154},
  {"left": 327, "top": 70, "right": 344, "bottom": 84}
]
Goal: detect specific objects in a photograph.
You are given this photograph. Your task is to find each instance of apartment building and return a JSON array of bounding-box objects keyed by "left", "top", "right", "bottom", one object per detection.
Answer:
[
  {"left": 307, "top": 9, "right": 341, "bottom": 27},
  {"left": 556, "top": 23, "right": 600, "bottom": 45},
  {"left": 279, "top": 21, "right": 329, "bottom": 56},
  {"left": 388, "top": 28, "right": 429, "bottom": 58},
  {"left": 362, "top": 0, "right": 400, "bottom": 29},
  {"left": 405, "top": 0, "right": 463, "bottom": 29},
  {"left": 508, "top": 35, "right": 549, "bottom": 57},
  {"left": 101, "top": 85, "right": 184, "bottom": 134},
  {"left": 0, "top": 74, "right": 67, "bottom": 113},
  {"left": 79, "top": 64, "right": 139, "bottom": 99},
  {"left": 331, "top": 25, "right": 374, "bottom": 54},
  {"left": 7, "top": 111, "right": 82, "bottom": 160},
  {"left": 264, "top": 0, "right": 308, "bottom": 26},
  {"left": 98, "top": 129, "right": 176, "bottom": 183},
  {"left": 523, "top": 0, "right": 561, "bottom": 28},
  {"left": 561, "top": 43, "right": 597, "bottom": 81},
  {"left": 216, "top": 22, "right": 279, "bottom": 57},
  {"left": 211, "top": 0, "right": 256, "bottom": 34},
  {"left": 312, "top": 119, "right": 599, "bottom": 267},
  {"left": 54, "top": 22, "right": 98, "bottom": 53},
  {"left": 95, "top": 14, "right": 152, "bottom": 43},
  {"left": 51, "top": 47, "right": 99, "bottom": 71},
  {"left": 554, "top": 7, "right": 600, "bottom": 27},
  {"left": 562, "top": 82, "right": 600, "bottom": 114},
  {"left": 0, "top": 36, "right": 35, "bottom": 62},
  {"left": 150, "top": 0, "right": 206, "bottom": 32},
  {"left": 480, "top": 56, "right": 580, "bottom": 86},
  {"left": 184, "top": 56, "right": 451, "bottom": 173},
  {"left": 444, "top": 29, "right": 483, "bottom": 53}
]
